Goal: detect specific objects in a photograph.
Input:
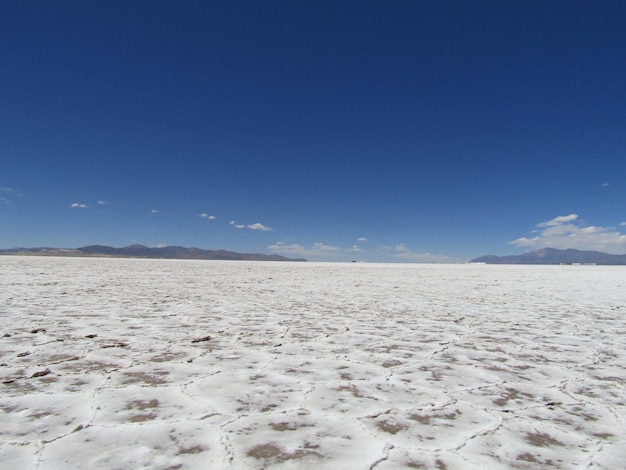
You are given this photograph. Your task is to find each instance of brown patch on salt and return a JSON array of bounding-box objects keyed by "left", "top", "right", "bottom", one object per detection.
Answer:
[
  {"left": 270, "top": 421, "right": 314, "bottom": 432},
  {"left": 286, "top": 368, "right": 313, "bottom": 374},
  {"left": 376, "top": 419, "right": 407, "bottom": 434},
  {"left": 260, "top": 403, "right": 278, "bottom": 412},
  {"left": 435, "top": 459, "right": 447, "bottom": 470},
  {"left": 247, "top": 443, "right": 282, "bottom": 459},
  {"left": 128, "top": 398, "right": 159, "bottom": 410},
  {"left": 61, "top": 360, "right": 116, "bottom": 373},
  {"left": 419, "top": 366, "right": 443, "bottom": 381},
  {"left": 409, "top": 413, "right": 431, "bottom": 425},
  {"left": 409, "top": 410, "right": 460, "bottom": 425},
  {"left": 525, "top": 431, "right": 563, "bottom": 447},
  {"left": 246, "top": 443, "right": 321, "bottom": 462},
  {"left": 29, "top": 410, "right": 53, "bottom": 419},
  {"left": 517, "top": 452, "right": 538, "bottom": 462},
  {"left": 406, "top": 461, "right": 427, "bottom": 469},
  {"left": 178, "top": 445, "right": 206, "bottom": 455},
  {"left": 130, "top": 413, "right": 157, "bottom": 422},
  {"left": 382, "top": 360, "right": 403, "bottom": 368},
  {"left": 493, "top": 387, "right": 533, "bottom": 407},
  {"left": 336, "top": 384, "right": 363, "bottom": 397},
  {"left": 270, "top": 422, "right": 297, "bottom": 431},
  {"left": 150, "top": 352, "right": 185, "bottom": 363},
  {"left": 121, "top": 371, "right": 168, "bottom": 385}
]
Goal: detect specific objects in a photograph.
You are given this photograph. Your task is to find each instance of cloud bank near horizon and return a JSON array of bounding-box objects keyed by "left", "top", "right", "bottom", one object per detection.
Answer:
[
  {"left": 511, "top": 214, "right": 626, "bottom": 254},
  {"left": 267, "top": 241, "right": 453, "bottom": 263}
]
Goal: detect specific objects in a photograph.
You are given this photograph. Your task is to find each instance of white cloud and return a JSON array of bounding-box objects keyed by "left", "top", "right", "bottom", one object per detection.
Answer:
[
  {"left": 601, "top": 182, "right": 610, "bottom": 187},
  {"left": 155, "top": 243, "right": 167, "bottom": 248},
  {"left": 151, "top": 209, "right": 159, "bottom": 213},
  {"left": 510, "top": 237, "right": 537, "bottom": 247},
  {"left": 537, "top": 214, "right": 578, "bottom": 227},
  {"left": 98, "top": 200, "right": 107, "bottom": 205},
  {"left": 268, "top": 242, "right": 342, "bottom": 258},
  {"left": 394, "top": 243, "right": 409, "bottom": 252},
  {"left": 0, "top": 197, "right": 9, "bottom": 205},
  {"left": 510, "top": 214, "right": 626, "bottom": 254},
  {"left": 199, "top": 213, "right": 216, "bottom": 220},
  {"left": 230, "top": 220, "right": 272, "bottom": 231},
  {"left": 348, "top": 245, "right": 362, "bottom": 252},
  {"left": 620, "top": 222, "right": 626, "bottom": 227},
  {"left": 358, "top": 237, "right": 368, "bottom": 242},
  {"left": 247, "top": 222, "right": 272, "bottom": 231},
  {"left": 312, "top": 242, "right": 340, "bottom": 252},
  {"left": 70, "top": 203, "right": 88, "bottom": 209}
]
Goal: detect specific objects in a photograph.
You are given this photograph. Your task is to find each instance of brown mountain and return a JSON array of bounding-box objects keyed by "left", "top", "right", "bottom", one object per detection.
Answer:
[
  {"left": 0, "top": 244, "right": 306, "bottom": 262},
  {"left": 471, "top": 248, "right": 626, "bottom": 265}
]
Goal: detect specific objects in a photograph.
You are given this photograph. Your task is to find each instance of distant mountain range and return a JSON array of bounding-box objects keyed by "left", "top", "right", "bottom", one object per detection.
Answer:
[
  {"left": 471, "top": 248, "right": 626, "bottom": 265},
  {"left": 0, "top": 244, "right": 306, "bottom": 262}
]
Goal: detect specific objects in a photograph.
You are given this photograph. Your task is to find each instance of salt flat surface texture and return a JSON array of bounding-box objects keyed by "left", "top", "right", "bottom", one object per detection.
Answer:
[{"left": 1, "top": 257, "right": 625, "bottom": 469}]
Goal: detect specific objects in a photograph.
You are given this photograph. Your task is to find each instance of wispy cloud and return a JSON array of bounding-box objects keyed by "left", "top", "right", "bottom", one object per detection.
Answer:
[
  {"left": 537, "top": 214, "right": 578, "bottom": 227},
  {"left": 0, "top": 186, "right": 21, "bottom": 205},
  {"left": 151, "top": 209, "right": 159, "bottom": 213},
  {"left": 601, "top": 182, "right": 610, "bottom": 187},
  {"left": 70, "top": 203, "right": 88, "bottom": 209},
  {"left": 0, "top": 186, "right": 21, "bottom": 196},
  {"left": 391, "top": 243, "right": 452, "bottom": 263},
  {"left": 199, "top": 213, "right": 216, "bottom": 220},
  {"left": 620, "top": 222, "right": 626, "bottom": 227},
  {"left": 98, "top": 200, "right": 107, "bottom": 205},
  {"left": 510, "top": 214, "right": 626, "bottom": 253},
  {"left": 357, "top": 237, "right": 368, "bottom": 242},
  {"left": 312, "top": 242, "right": 340, "bottom": 252}
]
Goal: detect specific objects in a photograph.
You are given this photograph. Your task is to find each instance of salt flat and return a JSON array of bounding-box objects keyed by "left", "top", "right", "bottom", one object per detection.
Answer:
[{"left": 1, "top": 256, "right": 625, "bottom": 469}]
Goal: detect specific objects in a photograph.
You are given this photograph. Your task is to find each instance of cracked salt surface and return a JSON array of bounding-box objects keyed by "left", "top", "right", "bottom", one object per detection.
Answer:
[{"left": 1, "top": 257, "right": 625, "bottom": 469}]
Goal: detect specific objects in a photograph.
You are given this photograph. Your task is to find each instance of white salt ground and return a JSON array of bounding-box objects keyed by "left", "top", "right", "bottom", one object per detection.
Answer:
[{"left": 1, "top": 256, "right": 625, "bottom": 469}]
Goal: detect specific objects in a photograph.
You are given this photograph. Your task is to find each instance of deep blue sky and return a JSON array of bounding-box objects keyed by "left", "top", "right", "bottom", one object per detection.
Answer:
[{"left": 2, "top": 1, "right": 625, "bottom": 261}]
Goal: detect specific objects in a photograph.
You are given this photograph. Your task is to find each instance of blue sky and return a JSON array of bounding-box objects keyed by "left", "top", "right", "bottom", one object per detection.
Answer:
[{"left": 2, "top": 1, "right": 625, "bottom": 261}]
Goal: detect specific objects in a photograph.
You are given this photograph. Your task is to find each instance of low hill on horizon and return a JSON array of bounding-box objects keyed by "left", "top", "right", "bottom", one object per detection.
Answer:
[
  {"left": 0, "top": 244, "right": 307, "bottom": 262},
  {"left": 471, "top": 248, "right": 626, "bottom": 265}
]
